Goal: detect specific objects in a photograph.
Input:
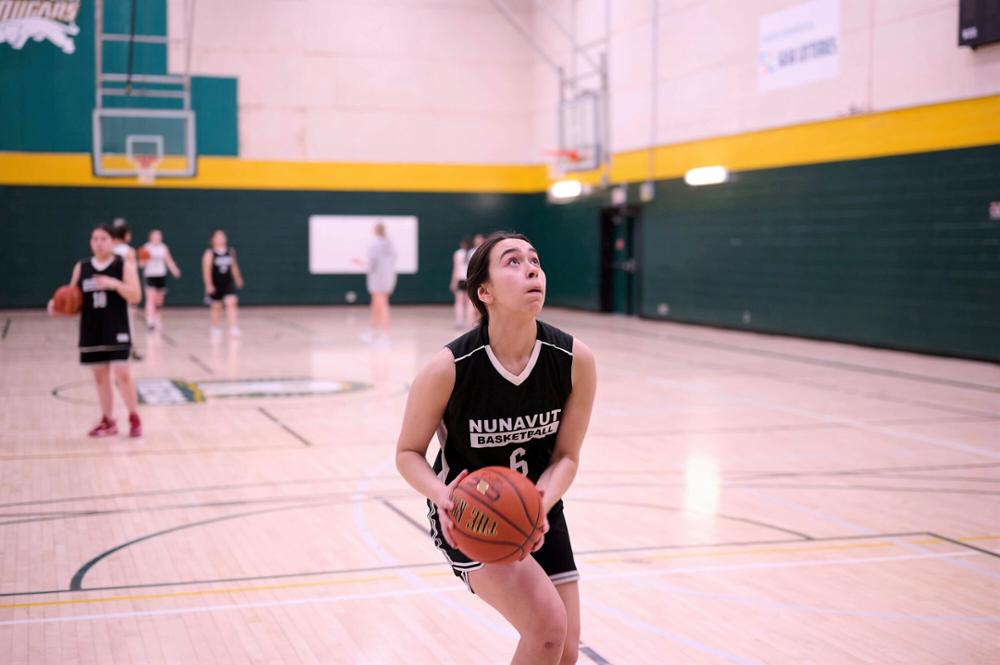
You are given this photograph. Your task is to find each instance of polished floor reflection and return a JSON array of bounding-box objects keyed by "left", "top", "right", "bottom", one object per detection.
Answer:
[{"left": 1, "top": 305, "right": 998, "bottom": 664}]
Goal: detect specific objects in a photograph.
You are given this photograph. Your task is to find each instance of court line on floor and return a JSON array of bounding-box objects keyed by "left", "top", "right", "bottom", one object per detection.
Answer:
[
  {"left": 257, "top": 407, "right": 313, "bottom": 447},
  {"left": 2, "top": 318, "right": 10, "bottom": 340},
  {"left": 0, "top": 550, "right": 979, "bottom": 626},
  {"left": 187, "top": 353, "right": 214, "bottom": 374},
  {"left": 2, "top": 533, "right": 985, "bottom": 607},
  {"left": 564, "top": 315, "right": 1000, "bottom": 394},
  {"left": 2, "top": 460, "right": 993, "bottom": 509},
  {"left": 570, "top": 497, "right": 813, "bottom": 540},
  {"left": 630, "top": 576, "right": 1000, "bottom": 623},
  {"left": 68, "top": 499, "right": 338, "bottom": 591},
  {"left": 650, "top": 377, "right": 1000, "bottom": 460},
  {"left": 584, "top": 596, "right": 761, "bottom": 665}
]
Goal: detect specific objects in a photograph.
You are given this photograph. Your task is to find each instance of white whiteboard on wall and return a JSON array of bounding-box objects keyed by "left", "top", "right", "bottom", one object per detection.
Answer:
[{"left": 308, "top": 215, "right": 418, "bottom": 274}]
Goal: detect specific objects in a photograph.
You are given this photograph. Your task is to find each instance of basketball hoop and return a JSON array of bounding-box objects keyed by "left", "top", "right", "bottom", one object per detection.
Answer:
[
  {"left": 133, "top": 154, "right": 160, "bottom": 185},
  {"left": 543, "top": 149, "right": 582, "bottom": 180}
]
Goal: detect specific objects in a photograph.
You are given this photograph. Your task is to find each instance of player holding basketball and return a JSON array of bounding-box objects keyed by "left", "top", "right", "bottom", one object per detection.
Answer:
[
  {"left": 47, "top": 224, "right": 143, "bottom": 437},
  {"left": 202, "top": 229, "right": 244, "bottom": 340},
  {"left": 396, "top": 231, "right": 597, "bottom": 665},
  {"left": 138, "top": 229, "right": 181, "bottom": 331}
]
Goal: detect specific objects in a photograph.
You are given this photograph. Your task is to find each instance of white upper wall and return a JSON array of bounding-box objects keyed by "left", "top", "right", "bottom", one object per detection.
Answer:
[
  {"left": 169, "top": 0, "right": 536, "bottom": 162},
  {"left": 170, "top": 0, "right": 1000, "bottom": 164}
]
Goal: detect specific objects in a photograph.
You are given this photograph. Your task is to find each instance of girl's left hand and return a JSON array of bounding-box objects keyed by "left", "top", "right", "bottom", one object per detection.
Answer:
[{"left": 529, "top": 490, "right": 551, "bottom": 555}]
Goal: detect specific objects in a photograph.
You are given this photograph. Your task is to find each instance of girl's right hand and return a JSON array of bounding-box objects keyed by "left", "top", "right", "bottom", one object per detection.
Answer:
[
  {"left": 205, "top": 285, "right": 215, "bottom": 296},
  {"left": 435, "top": 469, "right": 469, "bottom": 548},
  {"left": 46, "top": 299, "right": 58, "bottom": 317}
]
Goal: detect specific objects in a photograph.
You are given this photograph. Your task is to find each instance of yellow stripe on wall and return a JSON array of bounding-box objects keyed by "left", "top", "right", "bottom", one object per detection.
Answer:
[
  {"left": 603, "top": 93, "right": 1000, "bottom": 186},
  {"left": 0, "top": 153, "right": 548, "bottom": 193},
  {"left": 1, "top": 94, "right": 998, "bottom": 192}
]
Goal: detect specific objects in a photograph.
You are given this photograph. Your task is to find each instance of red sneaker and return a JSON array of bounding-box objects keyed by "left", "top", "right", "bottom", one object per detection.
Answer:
[
  {"left": 88, "top": 417, "right": 118, "bottom": 437},
  {"left": 128, "top": 413, "right": 142, "bottom": 438}
]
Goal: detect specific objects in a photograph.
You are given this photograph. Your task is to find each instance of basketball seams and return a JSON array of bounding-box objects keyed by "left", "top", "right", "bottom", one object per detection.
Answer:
[
  {"left": 453, "top": 484, "right": 533, "bottom": 541},
  {"left": 502, "top": 472, "right": 543, "bottom": 536}
]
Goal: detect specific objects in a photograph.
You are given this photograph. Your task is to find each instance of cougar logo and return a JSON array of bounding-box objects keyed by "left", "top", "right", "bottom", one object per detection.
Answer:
[
  {"left": 1, "top": 18, "right": 78, "bottom": 53},
  {"left": 1, "top": 1, "right": 81, "bottom": 55}
]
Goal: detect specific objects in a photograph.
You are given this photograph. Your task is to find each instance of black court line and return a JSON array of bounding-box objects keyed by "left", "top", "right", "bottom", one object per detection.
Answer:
[
  {"left": 0, "top": 489, "right": 409, "bottom": 527},
  {"left": 258, "top": 407, "right": 313, "bottom": 446},
  {"left": 69, "top": 499, "right": 335, "bottom": 591},
  {"left": 158, "top": 332, "right": 177, "bottom": 347},
  {"left": 927, "top": 532, "right": 1000, "bottom": 560},
  {"left": 732, "top": 461, "right": 1000, "bottom": 481},
  {"left": 574, "top": 480, "right": 1000, "bottom": 496},
  {"left": 863, "top": 474, "right": 1000, "bottom": 483},
  {"left": 0, "top": 443, "right": 294, "bottom": 462},
  {"left": 0, "top": 475, "right": 400, "bottom": 510},
  {"left": 1, "top": 318, "right": 10, "bottom": 340},
  {"left": 379, "top": 497, "right": 428, "bottom": 534},
  {"left": 566, "top": 317, "right": 1000, "bottom": 394},
  {"left": 265, "top": 316, "right": 316, "bottom": 335},
  {"left": 722, "top": 483, "right": 1000, "bottom": 496},
  {"left": 571, "top": 497, "right": 812, "bottom": 540},
  {"left": 3, "top": 529, "right": 988, "bottom": 600},
  {"left": 580, "top": 643, "right": 612, "bottom": 665},
  {"left": 187, "top": 353, "right": 213, "bottom": 374}
]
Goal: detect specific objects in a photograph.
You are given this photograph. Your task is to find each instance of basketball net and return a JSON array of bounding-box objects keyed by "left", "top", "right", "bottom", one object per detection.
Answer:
[
  {"left": 134, "top": 154, "right": 160, "bottom": 185},
  {"left": 544, "top": 149, "right": 581, "bottom": 180}
]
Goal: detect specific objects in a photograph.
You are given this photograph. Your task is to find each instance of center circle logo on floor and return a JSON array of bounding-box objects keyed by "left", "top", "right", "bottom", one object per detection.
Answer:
[{"left": 136, "top": 378, "right": 370, "bottom": 405}]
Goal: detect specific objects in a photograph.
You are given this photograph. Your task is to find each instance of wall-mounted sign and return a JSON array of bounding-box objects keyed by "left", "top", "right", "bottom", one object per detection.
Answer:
[
  {"left": 0, "top": 1, "right": 80, "bottom": 54},
  {"left": 758, "top": 0, "right": 839, "bottom": 93}
]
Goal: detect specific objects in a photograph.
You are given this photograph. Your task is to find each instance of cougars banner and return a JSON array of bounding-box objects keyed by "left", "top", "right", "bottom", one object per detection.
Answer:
[{"left": 0, "top": 0, "right": 81, "bottom": 54}]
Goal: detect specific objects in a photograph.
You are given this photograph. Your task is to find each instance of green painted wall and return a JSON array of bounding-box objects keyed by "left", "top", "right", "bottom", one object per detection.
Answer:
[
  {"left": 0, "top": 186, "right": 545, "bottom": 308},
  {"left": 636, "top": 144, "right": 1000, "bottom": 361},
  {"left": 529, "top": 199, "right": 602, "bottom": 312}
]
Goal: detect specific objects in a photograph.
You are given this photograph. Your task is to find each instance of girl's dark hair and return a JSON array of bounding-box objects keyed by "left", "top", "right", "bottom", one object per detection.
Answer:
[
  {"left": 465, "top": 231, "right": 531, "bottom": 326},
  {"left": 110, "top": 219, "right": 130, "bottom": 241},
  {"left": 93, "top": 224, "right": 114, "bottom": 237}
]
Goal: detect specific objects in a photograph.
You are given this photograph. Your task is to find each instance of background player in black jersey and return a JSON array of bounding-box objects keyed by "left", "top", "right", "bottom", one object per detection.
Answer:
[
  {"left": 202, "top": 229, "right": 245, "bottom": 340},
  {"left": 48, "top": 225, "right": 143, "bottom": 437},
  {"left": 396, "top": 231, "right": 597, "bottom": 665}
]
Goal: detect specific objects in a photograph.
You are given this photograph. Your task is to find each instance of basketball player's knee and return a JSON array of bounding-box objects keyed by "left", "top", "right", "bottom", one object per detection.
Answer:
[
  {"left": 525, "top": 602, "right": 567, "bottom": 651},
  {"left": 559, "top": 639, "right": 579, "bottom": 664}
]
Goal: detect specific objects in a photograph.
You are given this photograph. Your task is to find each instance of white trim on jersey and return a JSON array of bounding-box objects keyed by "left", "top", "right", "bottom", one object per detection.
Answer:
[
  {"left": 484, "top": 340, "right": 542, "bottom": 386},
  {"left": 435, "top": 420, "right": 450, "bottom": 482},
  {"left": 452, "top": 344, "right": 485, "bottom": 363},
  {"left": 540, "top": 340, "right": 573, "bottom": 356}
]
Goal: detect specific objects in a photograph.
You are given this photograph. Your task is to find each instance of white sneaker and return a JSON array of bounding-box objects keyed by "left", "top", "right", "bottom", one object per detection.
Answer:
[
  {"left": 210, "top": 327, "right": 222, "bottom": 341},
  {"left": 360, "top": 331, "right": 375, "bottom": 344},
  {"left": 229, "top": 327, "right": 242, "bottom": 337}
]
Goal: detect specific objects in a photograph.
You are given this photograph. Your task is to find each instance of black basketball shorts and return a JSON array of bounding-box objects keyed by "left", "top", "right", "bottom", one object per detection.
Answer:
[{"left": 426, "top": 498, "right": 579, "bottom": 592}]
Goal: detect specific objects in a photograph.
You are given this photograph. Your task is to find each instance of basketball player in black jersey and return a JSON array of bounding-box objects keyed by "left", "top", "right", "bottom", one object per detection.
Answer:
[
  {"left": 396, "top": 232, "right": 597, "bottom": 665},
  {"left": 48, "top": 225, "right": 143, "bottom": 437},
  {"left": 201, "top": 229, "right": 244, "bottom": 340}
]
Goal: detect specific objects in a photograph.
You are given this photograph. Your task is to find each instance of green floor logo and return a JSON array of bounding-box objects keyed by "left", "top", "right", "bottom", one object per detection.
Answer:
[{"left": 136, "top": 378, "right": 369, "bottom": 405}]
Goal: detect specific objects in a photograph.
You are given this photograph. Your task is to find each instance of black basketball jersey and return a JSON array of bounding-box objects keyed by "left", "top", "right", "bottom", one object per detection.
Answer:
[
  {"left": 78, "top": 256, "right": 131, "bottom": 351},
  {"left": 211, "top": 248, "right": 235, "bottom": 290},
  {"left": 433, "top": 320, "right": 574, "bottom": 492}
]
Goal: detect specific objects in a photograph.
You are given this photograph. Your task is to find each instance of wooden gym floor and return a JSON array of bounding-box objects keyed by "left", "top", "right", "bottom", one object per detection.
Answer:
[{"left": 1, "top": 305, "right": 998, "bottom": 664}]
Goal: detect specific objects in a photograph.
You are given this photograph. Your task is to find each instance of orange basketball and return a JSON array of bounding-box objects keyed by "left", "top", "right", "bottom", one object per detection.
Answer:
[
  {"left": 449, "top": 466, "right": 544, "bottom": 564},
  {"left": 53, "top": 285, "right": 83, "bottom": 315},
  {"left": 138, "top": 246, "right": 151, "bottom": 261}
]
